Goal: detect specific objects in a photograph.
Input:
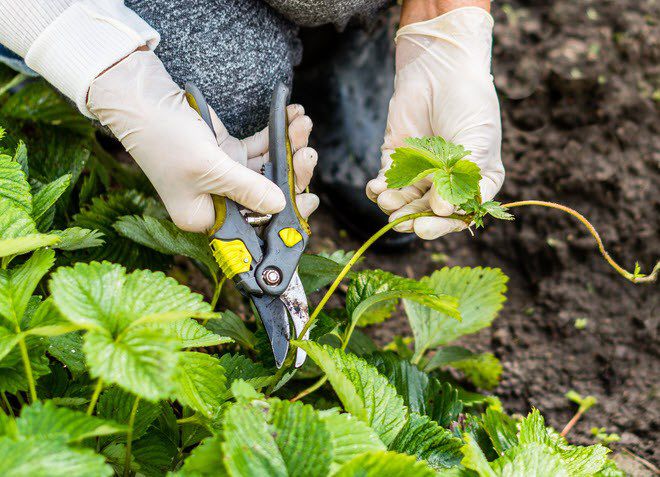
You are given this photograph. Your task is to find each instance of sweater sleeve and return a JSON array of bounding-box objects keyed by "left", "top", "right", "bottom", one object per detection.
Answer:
[{"left": 0, "top": 0, "right": 160, "bottom": 117}]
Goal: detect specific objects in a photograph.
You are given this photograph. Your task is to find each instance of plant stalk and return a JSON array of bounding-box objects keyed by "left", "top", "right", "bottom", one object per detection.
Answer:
[
  {"left": 502, "top": 200, "right": 658, "bottom": 283},
  {"left": 560, "top": 408, "right": 585, "bottom": 437},
  {"left": 87, "top": 378, "right": 104, "bottom": 416},
  {"left": 17, "top": 338, "right": 37, "bottom": 403},
  {"left": 299, "top": 211, "right": 435, "bottom": 340},
  {"left": 290, "top": 377, "right": 327, "bottom": 403},
  {"left": 266, "top": 212, "right": 435, "bottom": 396},
  {"left": 123, "top": 396, "right": 141, "bottom": 477},
  {"left": 1, "top": 391, "right": 14, "bottom": 417}
]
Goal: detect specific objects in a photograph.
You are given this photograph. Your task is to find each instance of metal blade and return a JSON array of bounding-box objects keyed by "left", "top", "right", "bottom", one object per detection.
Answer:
[
  {"left": 251, "top": 293, "right": 290, "bottom": 368},
  {"left": 279, "top": 272, "right": 310, "bottom": 368}
]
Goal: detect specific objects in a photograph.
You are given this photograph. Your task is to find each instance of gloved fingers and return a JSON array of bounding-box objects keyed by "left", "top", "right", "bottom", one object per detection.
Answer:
[
  {"left": 413, "top": 216, "right": 467, "bottom": 240},
  {"left": 366, "top": 174, "right": 388, "bottom": 202},
  {"left": 388, "top": 194, "right": 431, "bottom": 233},
  {"left": 246, "top": 153, "right": 269, "bottom": 173},
  {"left": 208, "top": 106, "right": 248, "bottom": 166},
  {"left": 478, "top": 170, "right": 505, "bottom": 203},
  {"left": 288, "top": 114, "right": 313, "bottom": 153},
  {"left": 239, "top": 104, "right": 307, "bottom": 158},
  {"left": 428, "top": 188, "right": 456, "bottom": 216},
  {"left": 377, "top": 176, "right": 432, "bottom": 214},
  {"left": 295, "top": 193, "right": 320, "bottom": 220},
  {"left": 206, "top": 159, "right": 286, "bottom": 215},
  {"left": 293, "top": 147, "right": 318, "bottom": 193},
  {"left": 166, "top": 193, "right": 216, "bottom": 233}
]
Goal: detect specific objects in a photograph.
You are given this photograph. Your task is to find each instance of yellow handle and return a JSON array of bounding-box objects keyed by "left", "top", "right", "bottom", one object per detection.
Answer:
[{"left": 209, "top": 238, "right": 252, "bottom": 279}]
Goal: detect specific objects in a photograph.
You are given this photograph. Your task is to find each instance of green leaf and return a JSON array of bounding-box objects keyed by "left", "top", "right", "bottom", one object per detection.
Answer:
[
  {"left": 205, "top": 310, "right": 256, "bottom": 349},
  {"left": 0, "top": 338, "right": 50, "bottom": 394},
  {"left": 480, "top": 201, "right": 514, "bottom": 222},
  {"left": 405, "top": 136, "right": 471, "bottom": 167},
  {"left": 334, "top": 451, "right": 437, "bottom": 477},
  {"left": 217, "top": 353, "right": 273, "bottom": 392},
  {"left": 51, "top": 227, "right": 104, "bottom": 251},
  {"left": 491, "top": 444, "right": 569, "bottom": 477},
  {"left": 47, "top": 332, "right": 86, "bottom": 377},
  {"left": 49, "top": 261, "right": 211, "bottom": 334},
  {"left": 132, "top": 430, "right": 178, "bottom": 476},
  {"left": 84, "top": 326, "right": 179, "bottom": 401},
  {"left": 441, "top": 351, "right": 503, "bottom": 390},
  {"left": 172, "top": 352, "right": 227, "bottom": 418},
  {"left": 16, "top": 401, "right": 127, "bottom": 442},
  {"left": 0, "top": 326, "right": 19, "bottom": 361},
  {"left": 318, "top": 410, "right": 386, "bottom": 468},
  {"left": 461, "top": 433, "right": 497, "bottom": 477},
  {"left": 114, "top": 215, "right": 219, "bottom": 277},
  {"left": 406, "top": 267, "right": 508, "bottom": 359},
  {"left": 0, "top": 155, "right": 32, "bottom": 214},
  {"left": 365, "top": 351, "right": 463, "bottom": 427},
  {"left": 565, "top": 390, "right": 598, "bottom": 414},
  {"left": 166, "top": 318, "right": 230, "bottom": 348},
  {"left": 72, "top": 192, "right": 168, "bottom": 270},
  {"left": 293, "top": 341, "right": 407, "bottom": 445},
  {"left": 346, "top": 270, "right": 460, "bottom": 327},
  {"left": 0, "top": 233, "right": 60, "bottom": 258},
  {"left": 12, "top": 141, "right": 28, "bottom": 176},
  {"left": 298, "top": 253, "right": 356, "bottom": 294},
  {"left": 481, "top": 408, "right": 519, "bottom": 455},
  {"left": 173, "top": 435, "right": 227, "bottom": 477},
  {"left": 518, "top": 410, "right": 609, "bottom": 476},
  {"left": 389, "top": 412, "right": 463, "bottom": 469},
  {"left": 221, "top": 401, "right": 288, "bottom": 477},
  {"left": 268, "top": 399, "right": 333, "bottom": 477},
  {"left": 385, "top": 147, "right": 439, "bottom": 189},
  {"left": 0, "top": 248, "right": 54, "bottom": 327},
  {"left": 433, "top": 159, "right": 482, "bottom": 206},
  {"left": 97, "top": 387, "right": 161, "bottom": 443},
  {"left": 0, "top": 436, "right": 112, "bottom": 477},
  {"left": 31, "top": 174, "right": 70, "bottom": 230}
]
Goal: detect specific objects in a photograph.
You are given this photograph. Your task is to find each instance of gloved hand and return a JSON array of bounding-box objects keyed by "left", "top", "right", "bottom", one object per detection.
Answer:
[
  {"left": 87, "top": 49, "right": 319, "bottom": 233},
  {"left": 366, "top": 7, "right": 504, "bottom": 240}
]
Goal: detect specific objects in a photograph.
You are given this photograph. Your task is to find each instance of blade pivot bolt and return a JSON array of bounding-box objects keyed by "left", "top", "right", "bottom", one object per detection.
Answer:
[{"left": 262, "top": 267, "right": 282, "bottom": 286}]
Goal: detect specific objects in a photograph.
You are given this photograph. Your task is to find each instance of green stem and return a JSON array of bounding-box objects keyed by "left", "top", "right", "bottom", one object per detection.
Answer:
[
  {"left": 290, "top": 376, "right": 327, "bottom": 403},
  {"left": 298, "top": 211, "right": 435, "bottom": 340},
  {"left": 210, "top": 276, "right": 225, "bottom": 310},
  {"left": 502, "top": 200, "right": 658, "bottom": 283},
  {"left": 0, "top": 73, "right": 27, "bottom": 97},
  {"left": 176, "top": 415, "right": 200, "bottom": 425},
  {"left": 17, "top": 338, "right": 37, "bottom": 403},
  {"left": 1, "top": 392, "right": 14, "bottom": 417},
  {"left": 123, "top": 396, "right": 141, "bottom": 477},
  {"left": 87, "top": 378, "right": 104, "bottom": 416},
  {"left": 271, "top": 212, "right": 435, "bottom": 399}
]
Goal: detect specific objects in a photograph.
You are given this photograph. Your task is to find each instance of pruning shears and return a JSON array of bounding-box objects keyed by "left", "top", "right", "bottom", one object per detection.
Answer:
[{"left": 185, "top": 82, "right": 311, "bottom": 368}]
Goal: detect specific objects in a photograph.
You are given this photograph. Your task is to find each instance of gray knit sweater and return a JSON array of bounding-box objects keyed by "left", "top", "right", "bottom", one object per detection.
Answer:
[{"left": 125, "top": 0, "right": 391, "bottom": 137}]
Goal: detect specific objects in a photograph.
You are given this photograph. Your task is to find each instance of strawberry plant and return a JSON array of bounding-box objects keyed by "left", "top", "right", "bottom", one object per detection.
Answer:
[{"left": 0, "top": 67, "right": 647, "bottom": 476}]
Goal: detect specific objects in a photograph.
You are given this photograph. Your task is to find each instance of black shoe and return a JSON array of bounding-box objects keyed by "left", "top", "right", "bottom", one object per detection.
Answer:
[{"left": 292, "top": 18, "right": 417, "bottom": 252}]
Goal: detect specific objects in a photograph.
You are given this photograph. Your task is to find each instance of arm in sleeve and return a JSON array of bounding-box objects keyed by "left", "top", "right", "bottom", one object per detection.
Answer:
[{"left": 0, "top": 0, "right": 159, "bottom": 117}]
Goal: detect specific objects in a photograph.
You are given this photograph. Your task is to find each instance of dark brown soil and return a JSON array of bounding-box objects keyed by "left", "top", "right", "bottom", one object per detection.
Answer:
[{"left": 307, "top": 0, "right": 660, "bottom": 465}]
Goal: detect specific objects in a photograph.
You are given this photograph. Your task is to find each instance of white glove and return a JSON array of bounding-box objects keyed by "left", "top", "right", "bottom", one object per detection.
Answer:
[
  {"left": 87, "top": 50, "right": 319, "bottom": 232},
  {"left": 366, "top": 7, "right": 504, "bottom": 240}
]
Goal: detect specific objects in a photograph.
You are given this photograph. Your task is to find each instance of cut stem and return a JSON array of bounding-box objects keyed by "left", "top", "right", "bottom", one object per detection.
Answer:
[
  {"left": 87, "top": 378, "right": 104, "bottom": 416},
  {"left": 17, "top": 338, "right": 37, "bottom": 403},
  {"left": 502, "top": 200, "right": 658, "bottom": 284},
  {"left": 123, "top": 396, "right": 141, "bottom": 477}
]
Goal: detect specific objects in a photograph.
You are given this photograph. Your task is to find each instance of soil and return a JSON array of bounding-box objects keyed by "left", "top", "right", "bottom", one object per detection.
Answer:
[{"left": 305, "top": 0, "right": 660, "bottom": 466}]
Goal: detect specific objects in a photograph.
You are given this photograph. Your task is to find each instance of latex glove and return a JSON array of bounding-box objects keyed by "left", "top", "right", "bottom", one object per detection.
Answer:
[
  {"left": 87, "top": 49, "right": 319, "bottom": 233},
  {"left": 366, "top": 7, "right": 504, "bottom": 240}
]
